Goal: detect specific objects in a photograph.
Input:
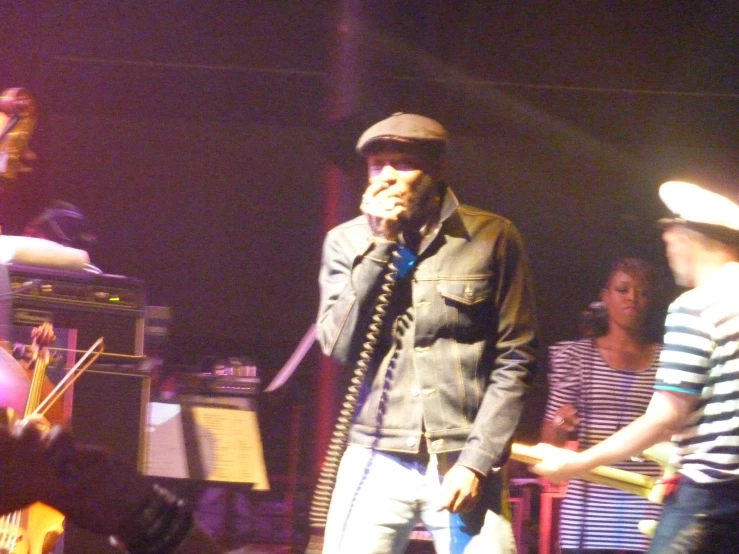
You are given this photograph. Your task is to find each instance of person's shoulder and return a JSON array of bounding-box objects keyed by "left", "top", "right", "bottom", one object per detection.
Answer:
[
  {"left": 326, "top": 214, "right": 370, "bottom": 237},
  {"left": 669, "top": 283, "right": 718, "bottom": 316},
  {"left": 547, "top": 339, "right": 591, "bottom": 379},
  {"left": 456, "top": 203, "right": 512, "bottom": 225},
  {"left": 454, "top": 204, "right": 528, "bottom": 242},
  {"left": 322, "top": 216, "right": 374, "bottom": 258},
  {"left": 549, "top": 338, "right": 592, "bottom": 359}
]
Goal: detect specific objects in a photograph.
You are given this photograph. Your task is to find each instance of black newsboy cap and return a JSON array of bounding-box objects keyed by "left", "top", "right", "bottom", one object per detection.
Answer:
[{"left": 356, "top": 113, "right": 448, "bottom": 155}]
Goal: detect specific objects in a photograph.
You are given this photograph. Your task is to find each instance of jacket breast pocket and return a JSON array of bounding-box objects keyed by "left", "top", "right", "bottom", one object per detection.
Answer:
[{"left": 437, "top": 279, "right": 495, "bottom": 334}]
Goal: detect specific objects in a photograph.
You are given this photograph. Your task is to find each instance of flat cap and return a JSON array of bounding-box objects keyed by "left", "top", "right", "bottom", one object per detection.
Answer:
[
  {"left": 356, "top": 112, "right": 448, "bottom": 155},
  {"left": 658, "top": 180, "right": 739, "bottom": 244}
]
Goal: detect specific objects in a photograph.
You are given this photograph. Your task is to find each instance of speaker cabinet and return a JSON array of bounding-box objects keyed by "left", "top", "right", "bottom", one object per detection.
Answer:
[
  {"left": 63, "top": 366, "right": 151, "bottom": 553},
  {"left": 70, "top": 365, "right": 150, "bottom": 468}
]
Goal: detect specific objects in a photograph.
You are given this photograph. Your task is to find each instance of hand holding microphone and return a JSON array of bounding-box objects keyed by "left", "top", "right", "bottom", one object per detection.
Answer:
[{"left": 360, "top": 179, "right": 407, "bottom": 241}]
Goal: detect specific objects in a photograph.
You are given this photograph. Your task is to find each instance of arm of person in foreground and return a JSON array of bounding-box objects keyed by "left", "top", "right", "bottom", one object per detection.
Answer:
[
  {"left": 0, "top": 421, "right": 224, "bottom": 553},
  {"left": 531, "top": 389, "right": 696, "bottom": 482},
  {"left": 44, "top": 428, "right": 225, "bottom": 554}
]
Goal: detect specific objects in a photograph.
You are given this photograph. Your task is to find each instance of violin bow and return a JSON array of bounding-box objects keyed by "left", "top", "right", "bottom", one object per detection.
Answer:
[{"left": 32, "top": 337, "right": 104, "bottom": 419}]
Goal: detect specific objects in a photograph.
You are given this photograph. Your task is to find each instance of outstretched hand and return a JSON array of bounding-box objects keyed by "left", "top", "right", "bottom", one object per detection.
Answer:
[{"left": 528, "top": 442, "right": 582, "bottom": 483}]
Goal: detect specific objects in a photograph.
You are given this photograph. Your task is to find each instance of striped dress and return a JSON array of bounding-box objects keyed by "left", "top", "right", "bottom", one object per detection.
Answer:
[
  {"left": 655, "top": 261, "right": 739, "bottom": 484},
  {"left": 544, "top": 339, "right": 664, "bottom": 552}
]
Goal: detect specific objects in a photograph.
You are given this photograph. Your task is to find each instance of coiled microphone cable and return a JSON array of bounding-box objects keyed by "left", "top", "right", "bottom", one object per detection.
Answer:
[{"left": 305, "top": 245, "right": 407, "bottom": 553}]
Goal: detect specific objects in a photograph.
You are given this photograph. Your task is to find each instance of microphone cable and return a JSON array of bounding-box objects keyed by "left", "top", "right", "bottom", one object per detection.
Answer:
[{"left": 305, "top": 245, "right": 406, "bottom": 553}]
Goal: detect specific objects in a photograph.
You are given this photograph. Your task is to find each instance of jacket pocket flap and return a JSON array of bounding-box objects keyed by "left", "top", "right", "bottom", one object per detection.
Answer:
[{"left": 438, "top": 280, "right": 491, "bottom": 306}]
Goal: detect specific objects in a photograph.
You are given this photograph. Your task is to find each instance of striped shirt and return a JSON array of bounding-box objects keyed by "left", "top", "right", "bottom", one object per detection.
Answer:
[
  {"left": 545, "top": 339, "right": 663, "bottom": 552},
  {"left": 655, "top": 261, "right": 739, "bottom": 484}
]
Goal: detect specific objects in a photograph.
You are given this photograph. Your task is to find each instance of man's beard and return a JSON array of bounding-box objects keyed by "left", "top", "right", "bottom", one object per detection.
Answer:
[{"left": 404, "top": 176, "right": 439, "bottom": 232}]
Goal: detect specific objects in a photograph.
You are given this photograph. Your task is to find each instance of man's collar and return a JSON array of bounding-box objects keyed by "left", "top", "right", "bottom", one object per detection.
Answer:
[{"left": 438, "top": 183, "right": 459, "bottom": 224}]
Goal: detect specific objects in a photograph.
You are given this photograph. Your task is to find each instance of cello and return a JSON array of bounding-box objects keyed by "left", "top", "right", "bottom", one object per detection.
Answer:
[{"left": 0, "top": 323, "right": 65, "bottom": 554}]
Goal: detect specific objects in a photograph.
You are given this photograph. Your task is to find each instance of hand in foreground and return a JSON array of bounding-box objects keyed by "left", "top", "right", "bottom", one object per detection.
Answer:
[
  {"left": 40, "top": 426, "right": 153, "bottom": 535},
  {"left": 0, "top": 418, "right": 58, "bottom": 515},
  {"left": 436, "top": 464, "right": 481, "bottom": 513},
  {"left": 45, "top": 430, "right": 220, "bottom": 552},
  {"left": 528, "top": 442, "right": 582, "bottom": 483},
  {"left": 0, "top": 422, "right": 217, "bottom": 552}
]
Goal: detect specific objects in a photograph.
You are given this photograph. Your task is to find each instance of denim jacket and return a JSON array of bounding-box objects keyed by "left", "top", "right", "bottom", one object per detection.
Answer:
[{"left": 316, "top": 186, "right": 538, "bottom": 476}]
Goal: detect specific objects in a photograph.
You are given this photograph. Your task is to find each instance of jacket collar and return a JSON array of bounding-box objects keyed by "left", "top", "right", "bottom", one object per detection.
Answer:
[{"left": 438, "top": 182, "right": 459, "bottom": 224}]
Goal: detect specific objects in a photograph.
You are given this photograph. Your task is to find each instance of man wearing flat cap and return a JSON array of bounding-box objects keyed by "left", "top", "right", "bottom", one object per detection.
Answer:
[
  {"left": 532, "top": 181, "right": 739, "bottom": 553},
  {"left": 315, "top": 113, "right": 538, "bottom": 553}
]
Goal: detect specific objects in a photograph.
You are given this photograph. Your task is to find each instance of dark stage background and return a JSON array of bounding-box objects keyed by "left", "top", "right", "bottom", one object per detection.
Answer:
[{"left": 2, "top": 1, "right": 738, "bottom": 484}]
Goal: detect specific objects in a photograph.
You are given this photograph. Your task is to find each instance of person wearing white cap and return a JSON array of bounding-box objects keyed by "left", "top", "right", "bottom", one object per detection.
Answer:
[
  {"left": 315, "top": 113, "right": 538, "bottom": 553},
  {"left": 531, "top": 180, "right": 739, "bottom": 553}
]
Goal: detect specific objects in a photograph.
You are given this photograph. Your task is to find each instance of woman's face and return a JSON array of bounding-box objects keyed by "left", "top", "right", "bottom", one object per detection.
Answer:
[{"left": 601, "top": 270, "right": 652, "bottom": 332}]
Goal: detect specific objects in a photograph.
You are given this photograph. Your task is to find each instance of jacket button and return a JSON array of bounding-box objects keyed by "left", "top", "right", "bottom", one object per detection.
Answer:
[
  {"left": 464, "top": 284, "right": 473, "bottom": 298},
  {"left": 410, "top": 386, "right": 421, "bottom": 397},
  {"left": 406, "top": 437, "right": 417, "bottom": 447},
  {"left": 431, "top": 439, "right": 444, "bottom": 448}
]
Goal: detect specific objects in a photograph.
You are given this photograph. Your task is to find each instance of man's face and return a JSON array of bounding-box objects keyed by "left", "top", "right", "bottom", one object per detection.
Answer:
[
  {"left": 662, "top": 225, "right": 696, "bottom": 287},
  {"left": 366, "top": 149, "right": 442, "bottom": 229}
]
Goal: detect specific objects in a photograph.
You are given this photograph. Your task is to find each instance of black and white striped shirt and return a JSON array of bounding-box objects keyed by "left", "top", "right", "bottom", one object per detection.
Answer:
[
  {"left": 545, "top": 339, "right": 663, "bottom": 552},
  {"left": 655, "top": 261, "right": 739, "bottom": 484}
]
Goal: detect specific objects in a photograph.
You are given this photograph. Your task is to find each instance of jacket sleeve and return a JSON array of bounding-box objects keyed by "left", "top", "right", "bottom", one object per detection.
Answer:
[
  {"left": 457, "top": 221, "right": 539, "bottom": 475},
  {"left": 316, "top": 227, "right": 398, "bottom": 366}
]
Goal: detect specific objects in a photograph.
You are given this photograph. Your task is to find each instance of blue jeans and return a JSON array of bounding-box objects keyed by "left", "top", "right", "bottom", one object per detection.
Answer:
[
  {"left": 648, "top": 477, "right": 739, "bottom": 554},
  {"left": 322, "top": 445, "right": 516, "bottom": 554}
]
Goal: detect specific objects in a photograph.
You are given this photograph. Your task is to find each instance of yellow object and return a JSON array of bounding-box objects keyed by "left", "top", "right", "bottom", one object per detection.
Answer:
[
  {"left": 510, "top": 443, "right": 655, "bottom": 499},
  {"left": 0, "top": 88, "right": 37, "bottom": 181}
]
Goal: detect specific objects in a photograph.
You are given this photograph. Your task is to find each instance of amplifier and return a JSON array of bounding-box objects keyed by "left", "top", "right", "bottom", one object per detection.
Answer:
[
  {"left": 0, "top": 264, "right": 146, "bottom": 361},
  {"left": 70, "top": 364, "right": 151, "bottom": 470}
]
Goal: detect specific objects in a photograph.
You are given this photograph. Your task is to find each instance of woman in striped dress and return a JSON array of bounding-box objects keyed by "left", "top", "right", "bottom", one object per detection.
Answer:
[{"left": 541, "top": 258, "right": 665, "bottom": 553}]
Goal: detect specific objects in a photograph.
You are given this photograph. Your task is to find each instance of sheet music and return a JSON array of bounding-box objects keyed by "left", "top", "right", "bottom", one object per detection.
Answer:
[
  {"left": 145, "top": 401, "right": 270, "bottom": 490},
  {"left": 145, "top": 402, "right": 189, "bottom": 478},
  {"left": 190, "top": 406, "right": 269, "bottom": 490}
]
